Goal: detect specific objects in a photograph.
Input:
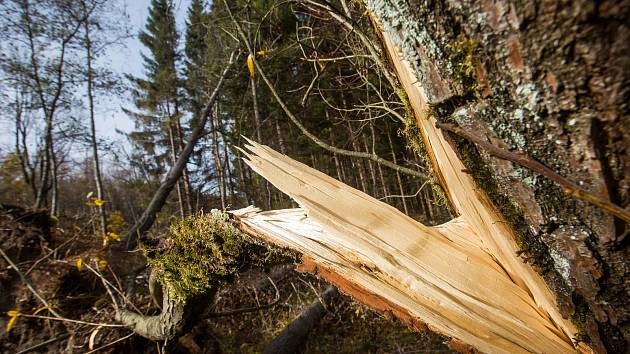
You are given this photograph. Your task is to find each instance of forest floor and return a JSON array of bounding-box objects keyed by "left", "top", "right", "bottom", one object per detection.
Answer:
[{"left": 0, "top": 204, "right": 453, "bottom": 353}]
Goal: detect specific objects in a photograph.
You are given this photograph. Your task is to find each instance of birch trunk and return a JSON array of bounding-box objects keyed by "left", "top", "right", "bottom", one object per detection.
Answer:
[{"left": 83, "top": 16, "right": 107, "bottom": 236}]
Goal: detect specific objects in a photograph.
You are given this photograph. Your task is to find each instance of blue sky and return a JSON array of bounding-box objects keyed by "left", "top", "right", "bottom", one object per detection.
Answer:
[
  {"left": 94, "top": 0, "right": 194, "bottom": 149},
  {"left": 0, "top": 0, "right": 195, "bottom": 163}
]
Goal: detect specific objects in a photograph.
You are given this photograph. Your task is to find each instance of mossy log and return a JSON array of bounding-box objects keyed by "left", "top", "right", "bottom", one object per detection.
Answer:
[{"left": 118, "top": 211, "right": 295, "bottom": 342}]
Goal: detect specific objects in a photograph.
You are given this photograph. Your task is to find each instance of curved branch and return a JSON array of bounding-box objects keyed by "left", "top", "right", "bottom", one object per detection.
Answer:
[
  {"left": 117, "top": 285, "right": 211, "bottom": 341},
  {"left": 223, "top": 1, "right": 426, "bottom": 180},
  {"left": 437, "top": 122, "right": 630, "bottom": 222}
]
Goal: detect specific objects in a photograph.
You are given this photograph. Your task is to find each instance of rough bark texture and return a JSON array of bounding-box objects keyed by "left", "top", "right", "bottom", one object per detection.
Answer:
[
  {"left": 117, "top": 285, "right": 211, "bottom": 341},
  {"left": 367, "top": 0, "right": 628, "bottom": 352}
]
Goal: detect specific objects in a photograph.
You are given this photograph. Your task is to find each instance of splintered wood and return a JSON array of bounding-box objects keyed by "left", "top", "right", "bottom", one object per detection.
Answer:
[{"left": 230, "top": 28, "right": 582, "bottom": 354}]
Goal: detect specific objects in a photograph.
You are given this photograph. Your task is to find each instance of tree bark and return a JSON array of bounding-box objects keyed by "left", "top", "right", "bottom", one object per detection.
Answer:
[
  {"left": 363, "top": 1, "right": 629, "bottom": 351},
  {"left": 262, "top": 286, "right": 339, "bottom": 354},
  {"left": 83, "top": 10, "right": 107, "bottom": 237}
]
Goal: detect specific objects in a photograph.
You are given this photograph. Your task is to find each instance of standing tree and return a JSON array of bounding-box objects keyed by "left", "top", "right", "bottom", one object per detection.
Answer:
[
  {"left": 127, "top": 0, "right": 191, "bottom": 218},
  {"left": 0, "top": 0, "right": 89, "bottom": 214}
]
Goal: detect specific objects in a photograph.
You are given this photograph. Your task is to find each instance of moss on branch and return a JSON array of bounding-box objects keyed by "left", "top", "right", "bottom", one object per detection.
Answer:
[{"left": 144, "top": 210, "right": 296, "bottom": 303}]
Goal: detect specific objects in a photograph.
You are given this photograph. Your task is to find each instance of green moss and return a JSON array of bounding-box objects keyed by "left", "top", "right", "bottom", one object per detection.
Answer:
[
  {"left": 396, "top": 87, "right": 424, "bottom": 157},
  {"left": 145, "top": 210, "right": 297, "bottom": 303},
  {"left": 455, "top": 139, "right": 548, "bottom": 264},
  {"left": 447, "top": 37, "right": 478, "bottom": 94},
  {"left": 395, "top": 88, "right": 449, "bottom": 207},
  {"left": 423, "top": 36, "right": 480, "bottom": 124}
]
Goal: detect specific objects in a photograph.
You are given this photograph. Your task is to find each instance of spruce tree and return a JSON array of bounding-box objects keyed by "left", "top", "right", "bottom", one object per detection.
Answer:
[
  {"left": 184, "top": 0, "right": 210, "bottom": 120},
  {"left": 127, "top": 0, "right": 192, "bottom": 216}
]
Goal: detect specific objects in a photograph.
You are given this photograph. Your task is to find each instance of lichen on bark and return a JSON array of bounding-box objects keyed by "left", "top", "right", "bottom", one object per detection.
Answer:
[{"left": 367, "top": 0, "right": 630, "bottom": 351}]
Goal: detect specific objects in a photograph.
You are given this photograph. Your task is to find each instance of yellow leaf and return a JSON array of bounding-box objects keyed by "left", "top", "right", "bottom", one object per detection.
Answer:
[
  {"left": 76, "top": 258, "right": 83, "bottom": 270},
  {"left": 256, "top": 50, "right": 267, "bottom": 57},
  {"left": 107, "top": 232, "right": 120, "bottom": 241},
  {"left": 6, "top": 315, "right": 18, "bottom": 333},
  {"left": 86, "top": 191, "right": 94, "bottom": 199},
  {"left": 98, "top": 259, "right": 107, "bottom": 270},
  {"left": 49, "top": 215, "right": 59, "bottom": 223},
  {"left": 93, "top": 198, "right": 105, "bottom": 206},
  {"left": 5, "top": 311, "right": 20, "bottom": 333},
  {"left": 317, "top": 59, "right": 325, "bottom": 71},
  {"left": 33, "top": 305, "right": 51, "bottom": 315},
  {"left": 246, "top": 54, "right": 255, "bottom": 77}
]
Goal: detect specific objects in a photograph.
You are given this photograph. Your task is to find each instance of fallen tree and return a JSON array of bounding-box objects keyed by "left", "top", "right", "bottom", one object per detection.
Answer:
[{"left": 263, "top": 286, "right": 339, "bottom": 354}]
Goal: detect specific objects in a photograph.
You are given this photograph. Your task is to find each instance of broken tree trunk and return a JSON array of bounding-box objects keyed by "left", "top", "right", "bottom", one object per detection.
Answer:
[
  {"left": 231, "top": 136, "right": 581, "bottom": 353},
  {"left": 220, "top": 9, "right": 603, "bottom": 351}
]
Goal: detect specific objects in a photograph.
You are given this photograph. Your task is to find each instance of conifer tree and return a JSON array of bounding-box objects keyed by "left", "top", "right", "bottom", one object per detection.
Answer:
[
  {"left": 127, "top": 0, "right": 192, "bottom": 216},
  {"left": 184, "top": 0, "right": 210, "bottom": 119}
]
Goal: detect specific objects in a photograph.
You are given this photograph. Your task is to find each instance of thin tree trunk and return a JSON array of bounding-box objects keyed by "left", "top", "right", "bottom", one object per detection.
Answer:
[
  {"left": 245, "top": 11, "right": 271, "bottom": 210},
  {"left": 50, "top": 148, "right": 58, "bottom": 216},
  {"left": 167, "top": 122, "right": 185, "bottom": 218},
  {"left": 250, "top": 80, "right": 262, "bottom": 142},
  {"left": 14, "top": 92, "right": 36, "bottom": 198},
  {"left": 124, "top": 55, "right": 234, "bottom": 249},
  {"left": 363, "top": 134, "right": 378, "bottom": 196},
  {"left": 386, "top": 126, "right": 408, "bottom": 215},
  {"left": 274, "top": 117, "right": 287, "bottom": 155},
  {"left": 174, "top": 111, "right": 193, "bottom": 215},
  {"left": 250, "top": 75, "right": 271, "bottom": 209},
  {"left": 84, "top": 16, "right": 107, "bottom": 236},
  {"left": 236, "top": 149, "right": 250, "bottom": 204},
  {"left": 210, "top": 105, "right": 226, "bottom": 210},
  {"left": 220, "top": 120, "right": 236, "bottom": 203},
  {"left": 325, "top": 110, "right": 344, "bottom": 182},
  {"left": 422, "top": 187, "right": 434, "bottom": 222},
  {"left": 369, "top": 122, "right": 389, "bottom": 198},
  {"left": 347, "top": 123, "right": 368, "bottom": 193}
]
